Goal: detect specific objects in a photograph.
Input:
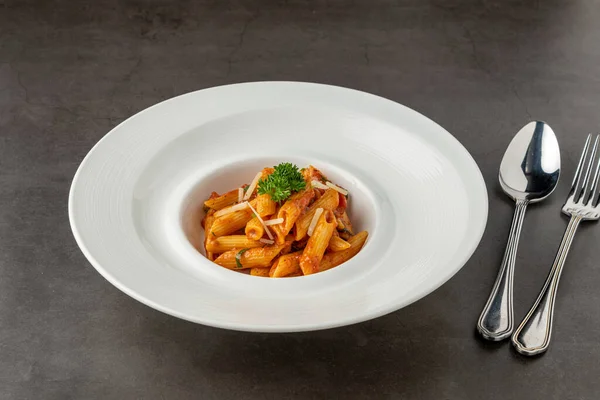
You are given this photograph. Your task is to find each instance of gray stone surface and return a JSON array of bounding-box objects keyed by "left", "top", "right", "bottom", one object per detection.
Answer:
[{"left": 1, "top": 0, "right": 600, "bottom": 398}]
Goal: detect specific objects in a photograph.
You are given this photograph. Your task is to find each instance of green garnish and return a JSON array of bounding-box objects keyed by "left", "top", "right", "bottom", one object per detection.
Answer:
[
  {"left": 257, "top": 162, "right": 306, "bottom": 202},
  {"left": 235, "top": 248, "right": 250, "bottom": 269},
  {"left": 211, "top": 232, "right": 216, "bottom": 237}
]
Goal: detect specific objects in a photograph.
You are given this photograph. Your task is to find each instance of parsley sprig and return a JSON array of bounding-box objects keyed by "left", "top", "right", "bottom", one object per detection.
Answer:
[{"left": 257, "top": 163, "right": 306, "bottom": 202}]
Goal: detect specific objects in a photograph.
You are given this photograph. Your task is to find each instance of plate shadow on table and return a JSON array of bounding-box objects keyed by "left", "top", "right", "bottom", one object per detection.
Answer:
[{"left": 126, "top": 300, "right": 485, "bottom": 396}]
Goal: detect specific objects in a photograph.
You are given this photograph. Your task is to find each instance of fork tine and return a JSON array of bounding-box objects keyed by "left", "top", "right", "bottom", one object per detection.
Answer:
[
  {"left": 589, "top": 135, "right": 600, "bottom": 206},
  {"left": 572, "top": 134, "right": 593, "bottom": 202},
  {"left": 581, "top": 135, "right": 600, "bottom": 203},
  {"left": 572, "top": 134, "right": 592, "bottom": 188}
]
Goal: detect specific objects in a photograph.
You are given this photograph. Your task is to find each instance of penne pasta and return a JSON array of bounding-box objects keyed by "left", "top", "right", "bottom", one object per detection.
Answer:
[
  {"left": 210, "top": 197, "right": 273, "bottom": 237},
  {"left": 302, "top": 165, "right": 327, "bottom": 184},
  {"left": 247, "top": 201, "right": 274, "bottom": 240},
  {"left": 210, "top": 207, "right": 253, "bottom": 237},
  {"left": 245, "top": 217, "right": 264, "bottom": 241},
  {"left": 274, "top": 189, "right": 315, "bottom": 244},
  {"left": 319, "top": 231, "right": 368, "bottom": 272},
  {"left": 204, "top": 189, "right": 240, "bottom": 210},
  {"left": 214, "top": 242, "right": 288, "bottom": 270},
  {"left": 328, "top": 234, "right": 351, "bottom": 252},
  {"left": 261, "top": 167, "right": 275, "bottom": 177},
  {"left": 255, "top": 193, "right": 277, "bottom": 217},
  {"left": 295, "top": 189, "right": 339, "bottom": 240},
  {"left": 299, "top": 210, "right": 337, "bottom": 275},
  {"left": 201, "top": 163, "right": 368, "bottom": 277},
  {"left": 250, "top": 267, "right": 271, "bottom": 277},
  {"left": 337, "top": 210, "right": 354, "bottom": 239},
  {"left": 269, "top": 251, "right": 302, "bottom": 277},
  {"left": 204, "top": 210, "right": 216, "bottom": 261},
  {"left": 206, "top": 235, "right": 263, "bottom": 253}
]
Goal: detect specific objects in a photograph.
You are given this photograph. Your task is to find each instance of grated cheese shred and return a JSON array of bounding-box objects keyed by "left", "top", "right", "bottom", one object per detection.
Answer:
[
  {"left": 264, "top": 218, "right": 284, "bottom": 226},
  {"left": 243, "top": 172, "right": 263, "bottom": 201},
  {"left": 311, "top": 180, "right": 329, "bottom": 190},
  {"left": 307, "top": 208, "right": 324, "bottom": 237},
  {"left": 325, "top": 181, "right": 348, "bottom": 196},
  {"left": 214, "top": 202, "right": 249, "bottom": 218}
]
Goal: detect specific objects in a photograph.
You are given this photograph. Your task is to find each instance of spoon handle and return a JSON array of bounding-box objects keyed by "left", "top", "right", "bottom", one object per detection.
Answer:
[
  {"left": 512, "top": 215, "right": 582, "bottom": 355},
  {"left": 477, "top": 199, "right": 529, "bottom": 341}
]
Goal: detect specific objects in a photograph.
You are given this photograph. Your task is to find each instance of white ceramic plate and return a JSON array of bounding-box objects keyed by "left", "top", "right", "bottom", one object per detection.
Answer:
[{"left": 69, "top": 82, "right": 488, "bottom": 332}]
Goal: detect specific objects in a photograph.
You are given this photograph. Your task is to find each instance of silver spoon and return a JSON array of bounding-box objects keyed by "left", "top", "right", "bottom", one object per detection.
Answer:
[{"left": 477, "top": 121, "right": 561, "bottom": 341}]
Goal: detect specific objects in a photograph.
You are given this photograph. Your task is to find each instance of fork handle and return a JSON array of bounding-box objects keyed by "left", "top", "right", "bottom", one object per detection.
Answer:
[
  {"left": 512, "top": 215, "right": 582, "bottom": 355},
  {"left": 477, "top": 199, "right": 529, "bottom": 341}
]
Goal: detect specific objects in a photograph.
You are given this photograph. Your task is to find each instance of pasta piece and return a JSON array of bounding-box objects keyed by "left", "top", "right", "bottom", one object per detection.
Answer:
[
  {"left": 247, "top": 201, "right": 274, "bottom": 240},
  {"left": 214, "top": 243, "right": 288, "bottom": 270},
  {"left": 295, "top": 189, "right": 339, "bottom": 240},
  {"left": 262, "top": 167, "right": 275, "bottom": 176},
  {"left": 204, "top": 210, "right": 216, "bottom": 261},
  {"left": 260, "top": 238, "right": 274, "bottom": 245},
  {"left": 328, "top": 235, "right": 351, "bottom": 252},
  {"left": 210, "top": 197, "right": 272, "bottom": 237},
  {"left": 245, "top": 217, "right": 264, "bottom": 241},
  {"left": 274, "top": 189, "right": 315, "bottom": 244},
  {"left": 337, "top": 210, "right": 354, "bottom": 239},
  {"left": 307, "top": 208, "right": 324, "bottom": 237},
  {"left": 206, "top": 235, "right": 263, "bottom": 253},
  {"left": 269, "top": 251, "right": 302, "bottom": 277},
  {"left": 299, "top": 210, "right": 337, "bottom": 275},
  {"left": 319, "top": 231, "right": 368, "bottom": 272},
  {"left": 279, "top": 235, "right": 295, "bottom": 255},
  {"left": 255, "top": 194, "right": 277, "bottom": 217},
  {"left": 313, "top": 189, "right": 323, "bottom": 200},
  {"left": 302, "top": 165, "right": 327, "bottom": 184},
  {"left": 250, "top": 267, "right": 270, "bottom": 277},
  {"left": 204, "top": 189, "right": 240, "bottom": 210},
  {"left": 210, "top": 207, "right": 253, "bottom": 237},
  {"left": 335, "top": 191, "right": 348, "bottom": 216}
]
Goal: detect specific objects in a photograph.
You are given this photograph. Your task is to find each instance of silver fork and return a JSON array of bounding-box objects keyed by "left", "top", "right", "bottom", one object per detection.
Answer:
[{"left": 512, "top": 134, "right": 600, "bottom": 355}]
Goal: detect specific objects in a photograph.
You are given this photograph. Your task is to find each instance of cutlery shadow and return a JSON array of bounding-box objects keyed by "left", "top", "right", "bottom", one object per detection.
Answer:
[{"left": 471, "top": 329, "right": 508, "bottom": 352}]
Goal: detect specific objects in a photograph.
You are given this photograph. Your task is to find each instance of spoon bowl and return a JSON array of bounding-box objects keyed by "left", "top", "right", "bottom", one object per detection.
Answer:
[{"left": 499, "top": 121, "right": 561, "bottom": 202}]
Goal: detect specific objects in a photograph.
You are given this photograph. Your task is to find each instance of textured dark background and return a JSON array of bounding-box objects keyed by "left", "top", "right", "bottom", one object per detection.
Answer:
[{"left": 2, "top": 0, "right": 600, "bottom": 398}]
